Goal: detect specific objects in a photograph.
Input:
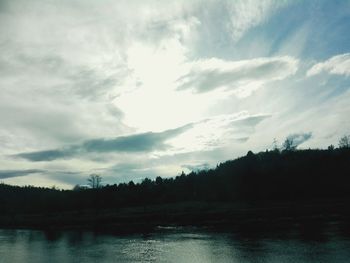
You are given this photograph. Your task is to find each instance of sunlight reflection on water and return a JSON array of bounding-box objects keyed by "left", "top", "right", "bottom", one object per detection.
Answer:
[{"left": 0, "top": 225, "right": 350, "bottom": 263}]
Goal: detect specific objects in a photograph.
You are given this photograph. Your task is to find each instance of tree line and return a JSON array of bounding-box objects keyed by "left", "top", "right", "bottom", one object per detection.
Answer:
[{"left": 0, "top": 136, "right": 350, "bottom": 216}]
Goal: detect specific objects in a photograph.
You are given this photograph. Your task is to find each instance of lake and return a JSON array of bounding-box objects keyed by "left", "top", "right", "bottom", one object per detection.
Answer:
[{"left": 1, "top": 222, "right": 350, "bottom": 263}]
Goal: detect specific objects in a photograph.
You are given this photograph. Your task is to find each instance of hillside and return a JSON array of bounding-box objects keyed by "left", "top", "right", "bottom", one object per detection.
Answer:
[{"left": 1, "top": 147, "right": 350, "bottom": 230}]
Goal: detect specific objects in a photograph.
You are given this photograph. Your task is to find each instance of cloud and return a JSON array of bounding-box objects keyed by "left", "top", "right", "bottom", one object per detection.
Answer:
[
  {"left": 232, "top": 115, "right": 271, "bottom": 127},
  {"left": 0, "top": 169, "right": 43, "bottom": 179},
  {"left": 167, "top": 113, "right": 271, "bottom": 154},
  {"left": 177, "top": 56, "right": 298, "bottom": 96},
  {"left": 82, "top": 124, "right": 192, "bottom": 152},
  {"left": 226, "top": 0, "right": 289, "bottom": 41},
  {"left": 286, "top": 132, "right": 312, "bottom": 147},
  {"left": 181, "top": 163, "right": 211, "bottom": 172},
  {"left": 1, "top": 0, "right": 349, "bottom": 189},
  {"left": 15, "top": 113, "right": 269, "bottom": 163},
  {"left": 15, "top": 124, "right": 192, "bottom": 162},
  {"left": 307, "top": 53, "right": 350, "bottom": 77},
  {"left": 235, "top": 137, "right": 249, "bottom": 143},
  {"left": 15, "top": 150, "right": 75, "bottom": 162},
  {"left": 45, "top": 170, "right": 86, "bottom": 186}
]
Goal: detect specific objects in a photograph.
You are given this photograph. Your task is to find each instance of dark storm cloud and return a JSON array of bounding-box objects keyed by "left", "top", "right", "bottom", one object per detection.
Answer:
[
  {"left": 0, "top": 169, "right": 43, "bottom": 179},
  {"left": 15, "top": 124, "right": 193, "bottom": 162}
]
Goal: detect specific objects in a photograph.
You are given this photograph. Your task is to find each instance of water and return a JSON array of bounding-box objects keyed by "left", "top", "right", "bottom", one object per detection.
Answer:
[{"left": 0, "top": 224, "right": 350, "bottom": 263}]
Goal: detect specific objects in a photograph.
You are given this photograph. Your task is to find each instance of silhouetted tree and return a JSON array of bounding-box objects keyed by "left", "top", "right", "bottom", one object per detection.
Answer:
[
  {"left": 272, "top": 138, "right": 280, "bottom": 152},
  {"left": 141, "top": 178, "right": 152, "bottom": 186},
  {"left": 155, "top": 176, "right": 163, "bottom": 185},
  {"left": 87, "top": 174, "right": 102, "bottom": 189},
  {"left": 246, "top": 150, "right": 254, "bottom": 157},
  {"left": 283, "top": 137, "right": 296, "bottom": 151},
  {"left": 2, "top": 142, "right": 350, "bottom": 230},
  {"left": 328, "top": 145, "right": 335, "bottom": 150},
  {"left": 339, "top": 135, "right": 350, "bottom": 148}
]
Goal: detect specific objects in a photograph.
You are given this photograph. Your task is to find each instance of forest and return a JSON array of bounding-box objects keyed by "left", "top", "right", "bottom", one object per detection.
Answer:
[{"left": 1, "top": 138, "right": 350, "bottom": 230}]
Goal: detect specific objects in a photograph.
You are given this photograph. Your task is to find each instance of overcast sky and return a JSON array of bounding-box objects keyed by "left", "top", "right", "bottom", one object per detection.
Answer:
[{"left": 1, "top": 0, "right": 350, "bottom": 188}]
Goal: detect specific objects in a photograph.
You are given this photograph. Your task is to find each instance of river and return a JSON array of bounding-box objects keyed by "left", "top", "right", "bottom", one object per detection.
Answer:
[{"left": 1, "top": 223, "right": 350, "bottom": 263}]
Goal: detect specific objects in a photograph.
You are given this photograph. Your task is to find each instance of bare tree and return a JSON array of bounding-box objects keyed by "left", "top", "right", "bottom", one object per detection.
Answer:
[
  {"left": 283, "top": 138, "right": 297, "bottom": 151},
  {"left": 339, "top": 135, "right": 350, "bottom": 148},
  {"left": 272, "top": 138, "right": 280, "bottom": 152},
  {"left": 87, "top": 174, "right": 102, "bottom": 189}
]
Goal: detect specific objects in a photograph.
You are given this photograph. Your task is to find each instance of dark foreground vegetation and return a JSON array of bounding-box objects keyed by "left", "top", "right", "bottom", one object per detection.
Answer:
[{"left": 1, "top": 147, "right": 350, "bottom": 231}]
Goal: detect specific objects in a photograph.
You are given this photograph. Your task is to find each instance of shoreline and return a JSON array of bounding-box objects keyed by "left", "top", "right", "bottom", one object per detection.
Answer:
[{"left": 1, "top": 198, "right": 350, "bottom": 233}]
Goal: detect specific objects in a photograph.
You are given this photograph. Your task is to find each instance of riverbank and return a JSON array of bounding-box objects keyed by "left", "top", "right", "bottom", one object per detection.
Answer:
[{"left": 1, "top": 199, "right": 350, "bottom": 233}]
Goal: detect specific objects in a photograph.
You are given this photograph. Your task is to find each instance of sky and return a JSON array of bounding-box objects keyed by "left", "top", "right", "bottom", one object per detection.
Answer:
[{"left": 0, "top": 0, "right": 350, "bottom": 188}]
